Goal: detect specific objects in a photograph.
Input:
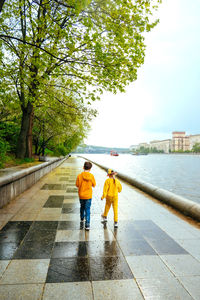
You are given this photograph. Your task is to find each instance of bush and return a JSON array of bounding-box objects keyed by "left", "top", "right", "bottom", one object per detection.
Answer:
[
  {"left": 0, "top": 138, "right": 10, "bottom": 168},
  {"left": 57, "top": 144, "right": 67, "bottom": 156},
  {"left": 44, "top": 148, "right": 54, "bottom": 156},
  {"left": 192, "top": 143, "right": 200, "bottom": 153},
  {"left": 20, "top": 158, "right": 35, "bottom": 164},
  {"left": 50, "top": 144, "right": 68, "bottom": 157},
  {"left": 0, "top": 122, "right": 20, "bottom": 153}
]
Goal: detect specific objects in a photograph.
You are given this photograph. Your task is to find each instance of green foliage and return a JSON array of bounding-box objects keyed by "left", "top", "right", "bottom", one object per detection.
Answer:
[
  {"left": 138, "top": 146, "right": 150, "bottom": 154},
  {"left": 132, "top": 146, "right": 165, "bottom": 154},
  {"left": 149, "top": 147, "right": 164, "bottom": 153},
  {"left": 0, "top": 137, "right": 10, "bottom": 168},
  {"left": 177, "top": 149, "right": 183, "bottom": 153},
  {"left": 0, "top": 0, "right": 161, "bottom": 158},
  {"left": 55, "top": 144, "right": 68, "bottom": 157},
  {"left": 64, "top": 132, "right": 88, "bottom": 153},
  {"left": 32, "top": 93, "right": 93, "bottom": 156},
  {"left": 0, "top": 120, "right": 20, "bottom": 167},
  {"left": 0, "top": 122, "right": 20, "bottom": 152},
  {"left": 0, "top": 153, "right": 36, "bottom": 169},
  {"left": 192, "top": 143, "right": 200, "bottom": 153},
  {"left": 171, "top": 150, "right": 192, "bottom": 153},
  {"left": 44, "top": 148, "right": 54, "bottom": 156},
  {"left": 13, "top": 157, "right": 35, "bottom": 164},
  {"left": 45, "top": 144, "right": 67, "bottom": 157}
]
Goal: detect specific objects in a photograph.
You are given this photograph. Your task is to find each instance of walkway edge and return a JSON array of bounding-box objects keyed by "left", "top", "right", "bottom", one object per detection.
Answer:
[
  {"left": 0, "top": 156, "right": 68, "bottom": 208},
  {"left": 79, "top": 155, "right": 200, "bottom": 222}
]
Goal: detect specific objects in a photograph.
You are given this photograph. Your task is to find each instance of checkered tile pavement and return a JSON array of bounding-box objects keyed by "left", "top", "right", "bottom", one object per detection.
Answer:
[{"left": 0, "top": 156, "right": 200, "bottom": 299}]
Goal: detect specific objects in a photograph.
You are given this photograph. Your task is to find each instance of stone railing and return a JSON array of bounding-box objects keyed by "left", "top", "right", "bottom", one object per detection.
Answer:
[{"left": 0, "top": 156, "right": 68, "bottom": 208}]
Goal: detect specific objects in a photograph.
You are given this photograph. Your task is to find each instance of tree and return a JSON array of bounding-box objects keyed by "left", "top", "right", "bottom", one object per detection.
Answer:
[
  {"left": 0, "top": 0, "right": 161, "bottom": 158},
  {"left": 32, "top": 91, "right": 95, "bottom": 155},
  {"left": 0, "top": 70, "right": 21, "bottom": 122},
  {"left": 0, "top": 74, "right": 21, "bottom": 155},
  {"left": 138, "top": 146, "right": 149, "bottom": 154},
  {"left": 192, "top": 143, "right": 200, "bottom": 153}
]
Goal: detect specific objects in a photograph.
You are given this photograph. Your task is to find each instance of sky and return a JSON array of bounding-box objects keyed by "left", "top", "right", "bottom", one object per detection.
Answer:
[{"left": 85, "top": 0, "right": 200, "bottom": 148}]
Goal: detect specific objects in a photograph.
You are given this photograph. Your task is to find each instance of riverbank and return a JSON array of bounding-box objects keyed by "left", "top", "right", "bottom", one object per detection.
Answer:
[
  {"left": 79, "top": 153, "right": 200, "bottom": 204},
  {"left": 79, "top": 155, "right": 200, "bottom": 223}
]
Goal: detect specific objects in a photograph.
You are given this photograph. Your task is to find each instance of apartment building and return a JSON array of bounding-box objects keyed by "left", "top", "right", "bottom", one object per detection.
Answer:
[
  {"left": 172, "top": 132, "right": 190, "bottom": 151},
  {"left": 132, "top": 132, "right": 200, "bottom": 153},
  {"left": 150, "top": 139, "right": 172, "bottom": 153}
]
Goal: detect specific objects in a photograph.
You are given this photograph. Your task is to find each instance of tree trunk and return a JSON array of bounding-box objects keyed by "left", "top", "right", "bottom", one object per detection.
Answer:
[
  {"left": 0, "top": 0, "right": 6, "bottom": 12},
  {"left": 16, "top": 102, "right": 34, "bottom": 158}
]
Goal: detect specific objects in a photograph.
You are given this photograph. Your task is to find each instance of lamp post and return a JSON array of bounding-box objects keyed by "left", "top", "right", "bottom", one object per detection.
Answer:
[
  {"left": 42, "top": 120, "right": 45, "bottom": 156},
  {"left": 39, "top": 120, "right": 47, "bottom": 161}
]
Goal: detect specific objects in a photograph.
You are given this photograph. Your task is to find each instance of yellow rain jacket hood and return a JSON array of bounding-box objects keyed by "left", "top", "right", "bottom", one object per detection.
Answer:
[{"left": 76, "top": 171, "right": 96, "bottom": 199}]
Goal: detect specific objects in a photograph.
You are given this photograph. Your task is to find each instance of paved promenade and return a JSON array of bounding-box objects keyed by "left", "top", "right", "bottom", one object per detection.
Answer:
[{"left": 0, "top": 156, "right": 200, "bottom": 299}]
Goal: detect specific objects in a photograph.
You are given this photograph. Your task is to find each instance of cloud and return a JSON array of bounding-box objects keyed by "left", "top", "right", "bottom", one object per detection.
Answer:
[{"left": 85, "top": 0, "right": 200, "bottom": 147}]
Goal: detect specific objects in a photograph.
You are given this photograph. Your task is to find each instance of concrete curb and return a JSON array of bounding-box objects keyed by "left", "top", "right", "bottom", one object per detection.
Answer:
[
  {"left": 0, "top": 156, "right": 69, "bottom": 208},
  {"left": 79, "top": 155, "right": 200, "bottom": 222},
  {"left": 0, "top": 157, "right": 67, "bottom": 188}
]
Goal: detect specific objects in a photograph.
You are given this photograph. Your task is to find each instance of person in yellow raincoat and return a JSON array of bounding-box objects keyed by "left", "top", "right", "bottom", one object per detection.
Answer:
[
  {"left": 101, "top": 169, "right": 122, "bottom": 228},
  {"left": 76, "top": 161, "right": 96, "bottom": 230}
]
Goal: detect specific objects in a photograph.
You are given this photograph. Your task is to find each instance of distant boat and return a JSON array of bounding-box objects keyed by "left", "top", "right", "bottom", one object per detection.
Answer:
[{"left": 110, "top": 150, "right": 119, "bottom": 156}]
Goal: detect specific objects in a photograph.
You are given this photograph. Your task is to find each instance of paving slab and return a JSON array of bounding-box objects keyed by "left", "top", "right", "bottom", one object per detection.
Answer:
[
  {"left": 92, "top": 279, "right": 143, "bottom": 300},
  {"left": 43, "top": 282, "right": 93, "bottom": 300},
  {"left": 126, "top": 255, "right": 174, "bottom": 279},
  {"left": 177, "top": 276, "right": 200, "bottom": 300},
  {"left": 137, "top": 277, "right": 193, "bottom": 299},
  {"left": 0, "top": 259, "right": 50, "bottom": 284},
  {"left": 160, "top": 254, "right": 200, "bottom": 276},
  {"left": 0, "top": 283, "right": 44, "bottom": 300}
]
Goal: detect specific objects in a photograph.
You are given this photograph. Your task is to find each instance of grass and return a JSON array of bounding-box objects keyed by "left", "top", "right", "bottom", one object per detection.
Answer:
[{"left": 2, "top": 154, "right": 42, "bottom": 169}]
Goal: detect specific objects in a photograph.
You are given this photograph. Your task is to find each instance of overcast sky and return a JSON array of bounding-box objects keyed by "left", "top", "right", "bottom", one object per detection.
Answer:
[{"left": 85, "top": 0, "right": 200, "bottom": 148}]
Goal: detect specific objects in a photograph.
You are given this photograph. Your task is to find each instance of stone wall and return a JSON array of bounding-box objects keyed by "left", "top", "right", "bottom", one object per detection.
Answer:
[{"left": 0, "top": 157, "right": 67, "bottom": 208}]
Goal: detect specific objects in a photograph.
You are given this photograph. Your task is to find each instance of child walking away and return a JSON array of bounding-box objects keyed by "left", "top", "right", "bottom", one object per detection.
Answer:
[
  {"left": 101, "top": 169, "right": 122, "bottom": 228},
  {"left": 76, "top": 161, "right": 96, "bottom": 230}
]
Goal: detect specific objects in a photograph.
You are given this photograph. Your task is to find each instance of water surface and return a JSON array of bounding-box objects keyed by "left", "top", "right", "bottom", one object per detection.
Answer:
[{"left": 81, "top": 154, "right": 200, "bottom": 204}]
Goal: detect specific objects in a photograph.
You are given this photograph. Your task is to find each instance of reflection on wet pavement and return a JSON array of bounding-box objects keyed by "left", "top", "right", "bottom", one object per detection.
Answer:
[
  {"left": 46, "top": 257, "right": 90, "bottom": 282},
  {"left": 87, "top": 240, "right": 122, "bottom": 257},
  {"left": 0, "top": 242, "right": 19, "bottom": 260},
  {"left": 90, "top": 256, "right": 133, "bottom": 281},
  {"left": 44, "top": 196, "right": 64, "bottom": 208},
  {"left": 59, "top": 177, "right": 69, "bottom": 181},
  {"left": 52, "top": 242, "right": 87, "bottom": 258},
  {"left": 41, "top": 184, "right": 67, "bottom": 190}
]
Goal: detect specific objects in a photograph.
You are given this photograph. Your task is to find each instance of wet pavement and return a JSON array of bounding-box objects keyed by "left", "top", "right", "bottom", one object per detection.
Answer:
[{"left": 0, "top": 156, "right": 200, "bottom": 299}]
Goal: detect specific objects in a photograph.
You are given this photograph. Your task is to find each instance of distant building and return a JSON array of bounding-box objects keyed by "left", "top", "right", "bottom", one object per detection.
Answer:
[
  {"left": 188, "top": 134, "right": 200, "bottom": 150},
  {"left": 172, "top": 132, "right": 190, "bottom": 151},
  {"left": 139, "top": 142, "right": 149, "bottom": 148},
  {"left": 150, "top": 139, "right": 171, "bottom": 153},
  {"left": 129, "top": 145, "right": 139, "bottom": 151},
  {"left": 131, "top": 131, "right": 200, "bottom": 153}
]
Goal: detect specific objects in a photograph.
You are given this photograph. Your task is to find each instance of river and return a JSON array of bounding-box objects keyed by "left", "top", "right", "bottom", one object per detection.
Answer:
[{"left": 80, "top": 154, "right": 200, "bottom": 204}]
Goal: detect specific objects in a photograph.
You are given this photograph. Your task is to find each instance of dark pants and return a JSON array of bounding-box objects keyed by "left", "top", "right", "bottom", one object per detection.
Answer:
[{"left": 80, "top": 199, "right": 92, "bottom": 226}]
